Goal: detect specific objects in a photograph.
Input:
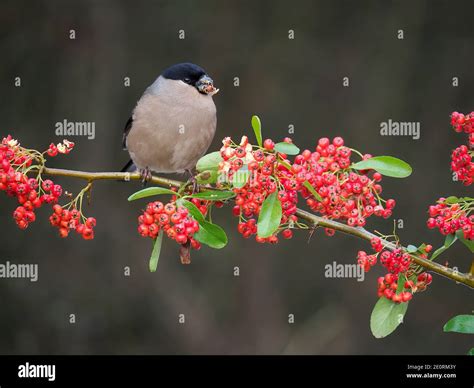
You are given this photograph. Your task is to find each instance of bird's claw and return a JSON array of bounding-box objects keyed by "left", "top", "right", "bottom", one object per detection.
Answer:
[
  {"left": 190, "top": 176, "right": 198, "bottom": 194},
  {"left": 140, "top": 167, "right": 152, "bottom": 186},
  {"left": 186, "top": 169, "right": 198, "bottom": 194}
]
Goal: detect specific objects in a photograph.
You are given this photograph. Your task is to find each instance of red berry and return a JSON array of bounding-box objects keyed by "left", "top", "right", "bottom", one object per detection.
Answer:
[
  {"left": 324, "top": 228, "right": 335, "bottom": 236},
  {"left": 268, "top": 235, "right": 278, "bottom": 244},
  {"left": 384, "top": 273, "right": 394, "bottom": 284},
  {"left": 401, "top": 292, "right": 412, "bottom": 302},
  {"left": 52, "top": 184, "right": 62, "bottom": 197},
  {"left": 41, "top": 179, "right": 54, "bottom": 191},
  {"left": 24, "top": 211, "right": 35, "bottom": 222},
  {"left": 263, "top": 139, "right": 274, "bottom": 151},
  {"left": 16, "top": 220, "right": 28, "bottom": 230},
  {"left": 392, "top": 293, "right": 402, "bottom": 303},
  {"left": 373, "top": 172, "right": 382, "bottom": 182},
  {"left": 138, "top": 224, "right": 149, "bottom": 237},
  {"left": 190, "top": 238, "right": 201, "bottom": 250},
  {"left": 85, "top": 217, "right": 96, "bottom": 228},
  {"left": 164, "top": 203, "right": 176, "bottom": 215},
  {"left": 58, "top": 227, "right": 69, "bottom": 238},
  {"left": 318, "top": 137, "right": 330, "bottom": 148},
  {"left": 383, "top": 288, "right": 394, "bottom": 299},
  {"left": 82, "top": 227, "right": 94, "bottom": 240},
  {"left": 76, "top": 224, "right": 85, "bottom": 234},
  {"left": 332, "top": 137, "right": 344, "bottom": 147},
  {"left": 175, "top": 234, "right": 188, "bottom": 244}
]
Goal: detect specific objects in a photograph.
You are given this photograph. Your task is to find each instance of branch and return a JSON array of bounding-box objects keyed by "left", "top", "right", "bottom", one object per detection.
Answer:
[{"left": 42, "top": 167, "right": 474, "bottom": 289}]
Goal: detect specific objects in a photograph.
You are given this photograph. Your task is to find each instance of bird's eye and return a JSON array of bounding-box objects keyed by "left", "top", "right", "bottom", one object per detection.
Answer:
[{"left": 183, "top": 78, "right": 192, "bottom": 84}]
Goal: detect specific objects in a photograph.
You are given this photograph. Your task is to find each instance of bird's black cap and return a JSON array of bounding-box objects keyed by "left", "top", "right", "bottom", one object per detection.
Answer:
[{"left": 162, "top": 62, "right": 207, "bottom": 85}]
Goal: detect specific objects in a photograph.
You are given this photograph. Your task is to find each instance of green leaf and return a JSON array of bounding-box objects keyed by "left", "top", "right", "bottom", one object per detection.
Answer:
[
  {"left": 194, "top": 221, "right": 227, "bottom": 249},
  {"left": 196, "top": 170, "right": 218, "bottom": 185},
  {"left": 455, "top": 230, "right": 474, "bottom": 253},
  {"left": 187, "top": 190, "right": 235, "bottom": 201},
  {"left": 177, "top": 199, "right": 205, "bottom": 223},
  {"left": 468, "top": 348, "right": 474, "bottom": 355},
  {"left": 444, "top": 233, "right": 457, "bottom": 247},
  {"left": 251, "top": 115, "right": 263, "bottom": 147},
  {"left": 232, "top": 168, "right": 250, "bottom": 189},
  {"left": 370, "top": 297, "right": 409, "bottom": 338},
  {"left": 128, "top": 187, "right": 177, "bottom": 201},
  {"left": 274, "top": 142, "right": 300, "bottom": 155},
  {"left": 443, "top": 314, "right": 474, "bottom": 334},
  {"left": 396, "top": 273, "right": 406, "bottom": 294},
  {"left": 417, "top": 243, "right": 427, "bottom": 252},
  {"left": 149, "top": 232, "right": 164, "bottom": 272},
  {"left": 257, "top": 192, "right": 282, "bottom": 238},
  {"left": 303, "top": 180, "right": 323, "bottom": 202},
  {"left": 196, "top": 151, "right": 223, "bottom": 172},
  {"left": 430, "top": 234, "right": 457, "bottom": 261},
  {"left": 278, "top": 159, "right": 293, "bottom": 171},
  {"left": 351, "top": 156, "right": 412, "bottom": 178},
  {"left": 444, "top": 196, "right": 459, "bottom": 204},
  {"left": 406, "top": 245, "right": 417, "bottom": 253}
]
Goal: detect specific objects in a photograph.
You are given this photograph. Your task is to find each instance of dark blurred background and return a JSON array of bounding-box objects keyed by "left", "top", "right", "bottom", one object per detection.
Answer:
[{"left": 0, "top": 0, "right": 472, "bottom": 354}]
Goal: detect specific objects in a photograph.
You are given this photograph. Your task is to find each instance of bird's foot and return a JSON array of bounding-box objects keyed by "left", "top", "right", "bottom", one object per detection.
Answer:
[
  {"left": 139, "top": 167, "right": 152, "bottom": 186},
  {"left": 177, "top": 170, "right": 199, "bottom": 196},
  {"left": 186, "top": 169, "right": 198, "bottom": 194}
]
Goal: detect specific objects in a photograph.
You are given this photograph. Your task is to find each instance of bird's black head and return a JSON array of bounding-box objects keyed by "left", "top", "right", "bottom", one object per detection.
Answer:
[{"left": 162, "top": 63, "right": 218, "bottom": 95}]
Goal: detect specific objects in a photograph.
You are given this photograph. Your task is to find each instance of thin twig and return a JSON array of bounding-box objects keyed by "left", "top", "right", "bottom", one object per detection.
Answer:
[{"left": 42, "top": 167, "right": 474, "bottom": 289}]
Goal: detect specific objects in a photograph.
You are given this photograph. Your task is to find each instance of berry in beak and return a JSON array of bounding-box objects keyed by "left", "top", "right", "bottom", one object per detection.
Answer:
[{"left": 196, "top": 75, "right": 219, "bottom": 95}]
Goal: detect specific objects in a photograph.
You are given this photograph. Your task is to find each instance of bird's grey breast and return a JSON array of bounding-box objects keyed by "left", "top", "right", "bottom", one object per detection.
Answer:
[{"left": 125, "top": 76, "right": 217, "bottom": 173}]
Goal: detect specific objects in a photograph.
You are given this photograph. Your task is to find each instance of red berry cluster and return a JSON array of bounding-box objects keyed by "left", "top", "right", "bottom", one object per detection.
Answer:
[
  {"left": 357, "top": 237, "right": 414, "bottom": 275},
  {"left": 450, "top": 112, "right": 473, "bottom": 185},
  {"left": 302, "top": 137, "right": 395, "bottom": 227},
  {"left": 357, "top": 237, "right": 434, "bottom": 303},
  {"left": 376, "top": 274, "right": 413, "bottom": 303},
  {"left": 1, "top": 135, "right": 95, "bottom": 239},
  {"left": 414, "top": 272, "right": 433, "bottom": 291},
  {"left": 356, "top": 237, "right": 383, "bottom": 271},
  {"left": 220, "top": 136, "right": 299, "bottom": 242},
  {"left": 427, "top": 198, "right": 474, "bottom": 239},
  {"left": 47, "top": 140, "right": 75, "bottom": 157},
  {"left": 451, "top": 145, "right": 473, "bottom": 186},
  {"left": 451, "top": 111, "right": 474, "bottom": 141},
  {"left": 1, "top": 137, "right": 61, "bottom": 229},
  {"left": 11, "top": 178, "right": 63, "bottom": 229},
  {"left": 49, "top": 204, "right": 96, "bottom": 239},
  {"left": 236, "top": 217, "right": 296, "bottom": 243},
  {"left": 377, "top": 272, "right": 432, "bottom": 302},
  {"left": 137, "top": 199, "right": 203, "bottom": 250},
  {"left": 379, "top": 248, "right": 412, "bottom": 274},
  {"left": 220, "top": 135, "right": 397, "bottom": 242},
  {"left": 356, "top": 250, "right": 377, "bottom": 272}
]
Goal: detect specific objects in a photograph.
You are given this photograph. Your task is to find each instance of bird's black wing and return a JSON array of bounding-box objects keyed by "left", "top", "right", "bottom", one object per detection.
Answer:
[
  {"left": 121, "top": 117, "right": 137, "bottom": 172},
  {"left": 122, "top": 116, "right": 133, "bottom": 150},
  {"left": 120, "top": 159, "right": 135, "bottom": 172}
]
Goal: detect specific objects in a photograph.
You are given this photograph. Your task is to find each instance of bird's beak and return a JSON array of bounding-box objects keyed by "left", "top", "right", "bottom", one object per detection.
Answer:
[{"left": 196, "top": 75, "right": 219, "bottom": 96}]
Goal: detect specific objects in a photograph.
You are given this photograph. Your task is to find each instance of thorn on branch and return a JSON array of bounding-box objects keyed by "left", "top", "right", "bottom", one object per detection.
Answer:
[{"left": 307, "top": 222, "right": 319, "bottom": 244}]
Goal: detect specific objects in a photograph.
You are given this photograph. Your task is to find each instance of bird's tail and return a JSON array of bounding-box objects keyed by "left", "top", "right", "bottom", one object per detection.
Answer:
[{"left": 120, "top": 160, "right": 136, "bottom": 173}]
